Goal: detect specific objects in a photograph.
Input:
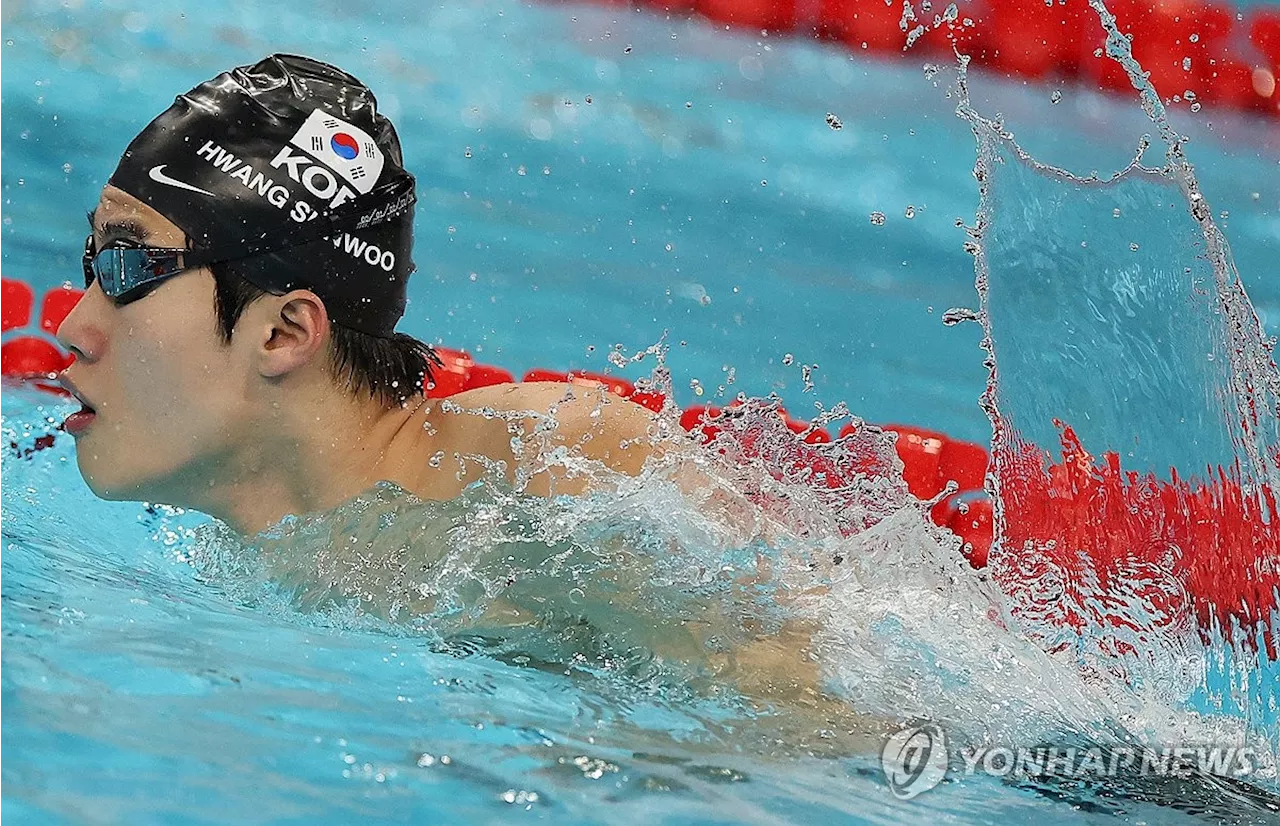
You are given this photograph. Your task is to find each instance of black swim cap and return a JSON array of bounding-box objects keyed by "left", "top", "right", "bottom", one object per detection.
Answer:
[{"left": 108, "top": 54, "right": 416, "bottom": 338}]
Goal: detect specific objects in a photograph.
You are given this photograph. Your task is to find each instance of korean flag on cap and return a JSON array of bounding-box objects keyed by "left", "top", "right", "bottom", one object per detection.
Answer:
[{"left": 289, "top": 108, "right": 385, "bottom": 195}]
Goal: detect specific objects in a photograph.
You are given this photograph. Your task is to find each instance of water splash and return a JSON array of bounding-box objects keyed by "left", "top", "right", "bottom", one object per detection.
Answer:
[{"left": 953, "top": 0, "right": 1280, "bottom": 756}]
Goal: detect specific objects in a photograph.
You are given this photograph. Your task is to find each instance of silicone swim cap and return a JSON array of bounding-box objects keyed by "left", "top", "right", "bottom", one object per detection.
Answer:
[{"left": 108, "top": 54, "right": 416, "bottom": 338}]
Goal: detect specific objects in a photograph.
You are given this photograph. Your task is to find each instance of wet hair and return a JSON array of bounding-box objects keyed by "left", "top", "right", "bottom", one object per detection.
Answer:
[{"left": 210, "top": 262, "right": 438, "bottom": 408}]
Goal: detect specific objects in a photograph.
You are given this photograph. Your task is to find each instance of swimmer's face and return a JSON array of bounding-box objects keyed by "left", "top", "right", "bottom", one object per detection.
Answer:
[{"left": 56, "top": 185, "right": 252, "bottom": 503}]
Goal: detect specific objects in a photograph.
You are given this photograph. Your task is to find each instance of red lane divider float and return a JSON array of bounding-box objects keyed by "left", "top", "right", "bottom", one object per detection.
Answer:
[
  {"left": 679, "top": 404, "right": 995, "bottom": 563},
  {"left": 2, "top": 279, "right": 34, "bottom": 332},
  {"left": 2, "top": 278, "right": 79, "bottom": 392},
  {"left": 3, "top": 275, "right": 991, "bottom": 557},
  {"left": 6, "top": 278, "right": 1270, "bottom": 655},
  {"left": 997, "top": 422, "right": 1279, "bottom": 658},
  {"left": 640, "top": 0, "right": 1279, "bottom": 118}
]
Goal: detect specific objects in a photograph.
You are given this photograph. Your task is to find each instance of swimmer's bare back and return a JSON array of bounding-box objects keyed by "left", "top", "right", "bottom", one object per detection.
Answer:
[{"left": 288, "top": 380, "right": 889, "bottom": 752}]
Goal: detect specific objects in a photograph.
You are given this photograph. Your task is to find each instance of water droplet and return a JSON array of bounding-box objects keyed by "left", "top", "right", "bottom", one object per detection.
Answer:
[
  {"left": 923, "top": 63, "right": 939, "bottom": 80},
  {"left": 1219, "top": 210, "right": 1229, "bottom": 220},
  {"left": 1182, "top": 57, "right": 1193, "bottom": 71},
  {"left": 1112, "top": 208, "right": 1122, "bottom": 218},
  {"left": 584, "top": 95, "right": 592, "bottom": 105},
  {"left": 1050, "top": 89, "right": 1063, "bottom": 104},
  {"left": 1094, "top": 48, "right": 1104, "bottom": 58},
  {"left": 869, "top": 211, "right": 886, "bottom": 226},
  {"left": 825, "top": 112, "right": 843, "bottom": 130},
  {"left": 941, "top": 307, "right": 980, "bottom": 326},
  {"left": 1129, "top": 242, "right": 1140, "bottom": 251},
  {"left": 1190, "top": 102, "right": 1201, "bottom": 113},
  {"left": 760, "top": 179, "right": 768, "bottom": 187},
  {"left": 61, "top": 162, "right": 72, "bottom": 174},
  {"left": 1189, "top": 32, "right": 1199, "bottom": 43},
  {"left": 782, "top": 353, "right": 794, "bottom": 365},
  {"left": 516, "top": 165, "right": 527, "bottom": 176},
  {"left": 903, "top": 205, "right": 916, "bottom": 219},
  {"left": 463, "top": 147, "right": 472, "bottom": 158}
]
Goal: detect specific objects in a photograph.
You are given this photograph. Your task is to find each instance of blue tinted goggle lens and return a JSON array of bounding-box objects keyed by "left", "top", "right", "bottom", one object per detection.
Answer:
[{"left": 82, "top": 235, "right": 187, "bottom": 303}]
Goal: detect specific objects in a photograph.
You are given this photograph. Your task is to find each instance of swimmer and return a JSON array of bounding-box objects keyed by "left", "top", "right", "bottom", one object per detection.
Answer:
[
  {"left": 56, "top": 55, "right": 877, "bottom": 741},
  {"left": 57, "top": 54, "right": 659, "bottom": 536}
]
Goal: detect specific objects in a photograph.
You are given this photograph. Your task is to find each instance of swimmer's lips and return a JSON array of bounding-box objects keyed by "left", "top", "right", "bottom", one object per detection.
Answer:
[
  {"left": 62, "top": 407, "right": 96, "bottom": 436},
  {"left": 57, "top": 377, "right": 97, "bottom": 436}
]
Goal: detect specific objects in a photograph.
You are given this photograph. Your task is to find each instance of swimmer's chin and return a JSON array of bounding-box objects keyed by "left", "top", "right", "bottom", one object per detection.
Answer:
[{"left": 75, "top": 454, "right": 164, "bottom": 504}]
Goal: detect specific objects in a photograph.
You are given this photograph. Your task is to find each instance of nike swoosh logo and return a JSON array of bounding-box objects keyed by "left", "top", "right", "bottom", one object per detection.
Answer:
[{"left": 148, "top": 165, "right": 216, "bottom": 197}]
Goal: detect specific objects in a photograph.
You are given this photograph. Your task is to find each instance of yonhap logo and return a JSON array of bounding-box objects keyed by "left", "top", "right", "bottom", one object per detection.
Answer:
[{"left": 881, "top": 724, "right": 949, "bottom": 799}]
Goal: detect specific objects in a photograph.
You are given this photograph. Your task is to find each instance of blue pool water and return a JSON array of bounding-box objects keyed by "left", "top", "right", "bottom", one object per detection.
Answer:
[{"left": 3, "top": 1, "right": 1279, "bottom": 824}]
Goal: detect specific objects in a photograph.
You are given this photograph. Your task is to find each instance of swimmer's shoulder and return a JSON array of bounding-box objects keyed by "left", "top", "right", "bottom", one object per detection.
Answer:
[{"left": 432, "top": 380, "right": 659, "bottom": 477}]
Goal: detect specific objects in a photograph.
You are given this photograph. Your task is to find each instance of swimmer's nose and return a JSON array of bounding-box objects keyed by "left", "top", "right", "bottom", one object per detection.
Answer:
[{"left": 55, "top": 283, "right": 107, "bottom": 364}]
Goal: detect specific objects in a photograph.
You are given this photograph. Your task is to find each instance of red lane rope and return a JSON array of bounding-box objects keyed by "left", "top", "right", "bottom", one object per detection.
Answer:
[
  {"left": 640, "top": 0, "right": 1278, "bottom": 118},
  {"left": 995, "top": 422, "right": 1279, "bottom": 658},
  {"left": 5, "top": 277, "right": 1274, "bottom": 656},
  {"left": 0, "top": 276, "right": 994, "bottom": 551}
]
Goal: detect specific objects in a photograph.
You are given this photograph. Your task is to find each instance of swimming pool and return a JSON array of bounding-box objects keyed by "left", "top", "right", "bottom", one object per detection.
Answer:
[{"left": 4, "top": 0, "right": 1279, "bottom": 823}]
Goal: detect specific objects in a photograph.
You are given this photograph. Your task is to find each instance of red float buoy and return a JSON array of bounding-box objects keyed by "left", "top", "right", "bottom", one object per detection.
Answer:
[
  {"left": 1249, "top": 9, "right": 1280, "bottom": 67},
  {"left": 1, "top": 337, "right": 72, "bottom": 380},
  {"left": 1201, "top": 55, "right": 1271, "bottom": 112},
  {"left": 817, "top": 0, "right": 907, "bottom": 54},
  {"left": 628, "top": 390, "right": 668, "bottom": 413},
  {"left": 692, "top": 0, "right": 796, "bottom": 32},
  {"left": 984, "top": 0, "right": 1086, "bottom": 79},
  {"left": 426, "top": 346, "right": 473, "bottom": 397},
  {"left": 39, "top": 285, "right": 85, "bottom": 335},
  {"left": 465, "top": 363, "right": 515, "bottom": 390},
  {"left": 2, "top": 278, "right": 34, "bottom": 332},
  {"left": 680, "top": 404, "right": 725, "bottom": 442},
  {"left": 785, "top": 416, "right": 832, "bottom": 444},
  {"left": 947, "top": 496, "right": 994, "bottom": 568}
]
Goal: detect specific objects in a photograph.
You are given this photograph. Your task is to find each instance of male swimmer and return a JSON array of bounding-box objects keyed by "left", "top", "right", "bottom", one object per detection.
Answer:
[
  {"left": 58, "top": 54, "right": 657, "bottom": 536},
  {"left": 57, "top": 55, "right": 877, "bottom": 746}
]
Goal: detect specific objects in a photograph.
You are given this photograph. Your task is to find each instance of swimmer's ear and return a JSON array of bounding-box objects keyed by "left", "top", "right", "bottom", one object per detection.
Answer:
[{"left": 255, "top": 290, "right": 329, "bottom": 379}]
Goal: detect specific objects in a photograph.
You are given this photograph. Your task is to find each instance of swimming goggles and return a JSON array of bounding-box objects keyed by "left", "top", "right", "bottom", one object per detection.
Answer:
[
  {"left": 83, "top": 236, "right": 216, "bottom": 304},
  {"left": 82, "top": 175, "right": 416, "bottom": 304}
]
